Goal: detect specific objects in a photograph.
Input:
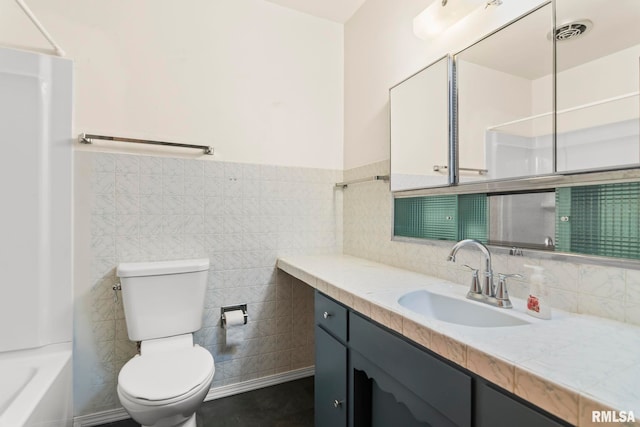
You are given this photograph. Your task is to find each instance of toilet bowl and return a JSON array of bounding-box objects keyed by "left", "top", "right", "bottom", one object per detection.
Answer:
[
  {"left": 115, "top": 259, "right": 214, "bottom": 427},
  {"left": 117, "top": 338, "right": 214, "bottom": 427}
]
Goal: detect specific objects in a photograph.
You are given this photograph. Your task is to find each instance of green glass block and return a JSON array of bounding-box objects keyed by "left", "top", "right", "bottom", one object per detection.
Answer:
[
  {"left": 555, "top": 187, "right": 572, "bottom": 252},
  {"left": 458, "top": 194, "right": 488, "bottom": 242},
  {"left": 394, "top": 196, "right": 457, "bottom": 240},
  {"left": 555, "top": 183, "right": 640, "bottom": 259}
]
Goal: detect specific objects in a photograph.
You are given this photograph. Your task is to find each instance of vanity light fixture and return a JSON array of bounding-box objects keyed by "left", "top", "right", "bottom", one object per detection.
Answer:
[{"left": 413, "top": 0, "right": 502, "bottom": 40}]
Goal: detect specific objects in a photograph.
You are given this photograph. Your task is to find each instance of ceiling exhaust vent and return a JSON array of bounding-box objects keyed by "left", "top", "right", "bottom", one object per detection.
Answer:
[{"left": 552, "top": 19, "right": 593, "bottom": 41}]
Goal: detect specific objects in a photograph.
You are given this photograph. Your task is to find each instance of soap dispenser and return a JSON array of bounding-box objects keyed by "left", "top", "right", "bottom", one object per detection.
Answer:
[{"left": 524, "top": 264, "right": 551, "bottom": 319}]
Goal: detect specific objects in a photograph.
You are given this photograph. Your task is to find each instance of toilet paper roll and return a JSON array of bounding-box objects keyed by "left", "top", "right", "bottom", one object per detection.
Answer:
[{"left": 224, "top": 309, "right": 245, "bottom": 347}]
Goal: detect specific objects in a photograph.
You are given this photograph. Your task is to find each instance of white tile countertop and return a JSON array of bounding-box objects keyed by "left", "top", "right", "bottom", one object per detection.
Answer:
[{"left": 277, "top": 254, "right": 640, "bottom": 427}]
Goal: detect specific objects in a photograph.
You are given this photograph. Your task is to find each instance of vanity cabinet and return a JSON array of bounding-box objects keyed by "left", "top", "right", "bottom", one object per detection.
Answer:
[
  {"left": 350, "top": 312, "right": 471, "bottom": 427},
  {"left": 314, "top": 291, "right": 570, "bottom": 427},
  {"left": 475, "top": 382, "right": 566, "bottom": 427},
  {"left": 314, "top": 293, "right": 348, "bottom": 427}
]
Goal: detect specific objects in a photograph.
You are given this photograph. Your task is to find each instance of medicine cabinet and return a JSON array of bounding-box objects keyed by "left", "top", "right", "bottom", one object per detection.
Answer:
[
  {"left": 390, "top": 56, "right": 451, "bottom": 191},
  {"left": 455, "top": 3, "right": 554, "bottom": 184},
  {"left": 555, "top": 0, "right": 640, "bottom": 173},
  {"left": 390, "top": 0, "right": 640, "bottom": 263},
  {"left": 390, "top": 0, "right": 640, "bottom": 190}
]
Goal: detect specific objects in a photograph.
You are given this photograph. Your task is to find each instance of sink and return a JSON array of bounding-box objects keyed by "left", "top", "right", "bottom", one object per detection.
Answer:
[{"left": 398, "top": 290, "right": 531, "bottom": 327}]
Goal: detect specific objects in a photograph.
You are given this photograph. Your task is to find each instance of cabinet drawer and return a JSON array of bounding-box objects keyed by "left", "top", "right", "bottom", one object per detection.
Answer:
[
  {"left": 350, "top": 313, "right": 472, "bottom": 427},
  {"left": 315, "top": 291, "right": 348, "bottom": 342}
]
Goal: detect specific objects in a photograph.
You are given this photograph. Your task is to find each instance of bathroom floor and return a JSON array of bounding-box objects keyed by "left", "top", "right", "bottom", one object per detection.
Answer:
[{"left": 99, "top": 376, "right": 314, "bottom": 427}]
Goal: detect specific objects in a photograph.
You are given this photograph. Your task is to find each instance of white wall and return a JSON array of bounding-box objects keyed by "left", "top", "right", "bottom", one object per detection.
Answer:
[
  {"left": 0, "top": 0, "right": 344, "bottom": 169},
  {"left": 344, "top": 0, "right": 545, "bottom": 169}
]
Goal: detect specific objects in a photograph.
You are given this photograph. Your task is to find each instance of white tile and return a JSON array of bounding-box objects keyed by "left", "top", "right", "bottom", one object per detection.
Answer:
[
  {"left": 162, "top": 158, "right": 184, "bottom": 176},
  {"left": 139, "top": 156, "right": 163, "bottom": 175},
  {"left": 91, "top": 215, "right": 115, "bottom": 236},
  {"left": 91, "top": 172, "right": 115, "bottom": 194},
  {"left": 92, "top": 153, "right": 116, "bottom": 173},
  {"left": 625, "top": 269, "right": 640, "bottom": 304},
  {"left": 184, "top": 160, "right": 204, "bottom": 177},
  {"left": 579, "top": 265, "right": 625, "bottom": 299},
  {"left": 185, "top": 175, "right": 204, "bottom": 196},
  {"left": 115, "top": 174, "right": 139, "bottom": 195},
  {"left": 139, "top": 175, "right": 163, "bottom": 195},
  {"left": 163, "top": 174, "right": 184, "bottom": 195},
  {"left": 578, "top": 294, "right": 625, "bottom": 322},
  {"left": 115, "top": 155, "right": 139, "bottom": 174},
  {"left": 115, "top": 194, "right": 139, "bottom": 215},
  {"left": 115, "top": 215, "right": 140, "bottom": 236},
  {"left": 204, "top": 161, "right": 224, "bottom": 178},
  {"left": 163, "top": 195, "right": 184, "bottom": 215}
]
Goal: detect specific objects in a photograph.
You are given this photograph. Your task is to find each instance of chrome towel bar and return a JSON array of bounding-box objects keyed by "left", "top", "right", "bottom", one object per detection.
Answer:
[
  {"left": 78, "top": 133, "right": 214, "bottom": 155},
  {"left": 335, "top": 175, "right": 389, "bottom": 188}
]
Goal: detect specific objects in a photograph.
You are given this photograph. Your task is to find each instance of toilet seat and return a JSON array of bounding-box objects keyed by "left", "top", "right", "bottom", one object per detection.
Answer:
[{"left": 118, "top": 345, "right": 214, "bottom": 405}]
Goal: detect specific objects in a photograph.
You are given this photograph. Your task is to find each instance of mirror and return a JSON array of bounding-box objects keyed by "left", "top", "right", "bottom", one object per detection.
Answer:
[
  {"left": 488, "top": 191, "right": 556, "bottom": 250},
  {"left": 455, "top": 3, "right": 554, "bottom": 184},
  {"left": 390, "top": 56, "right": 450, "bottom": 191},
  {"left": 555, "top": 0, "right": 640, "bottom": 173}
]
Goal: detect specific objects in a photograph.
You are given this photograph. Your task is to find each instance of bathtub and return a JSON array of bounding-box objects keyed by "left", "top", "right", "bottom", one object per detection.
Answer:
[{"left": 0, "top": 343, "right": 72, "bottom": 427}]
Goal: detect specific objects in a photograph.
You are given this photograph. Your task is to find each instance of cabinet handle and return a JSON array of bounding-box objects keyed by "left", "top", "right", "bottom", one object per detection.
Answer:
[
  {"left": 323, "top": 311, "right": 332, "bottom": 319},
  {"left": 333, "top": 399, "right": 344, "bottom": 408}
]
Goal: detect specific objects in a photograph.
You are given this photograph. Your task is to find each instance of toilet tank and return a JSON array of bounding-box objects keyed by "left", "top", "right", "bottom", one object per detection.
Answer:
[{"left": 116, "top": 259, "right": 210, "bottom": 341}]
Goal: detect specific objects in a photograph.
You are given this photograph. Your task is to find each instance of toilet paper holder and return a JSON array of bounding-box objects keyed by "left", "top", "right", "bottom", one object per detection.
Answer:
[{"left": 220, "top": 304, "right": 248, "bottom": 327}]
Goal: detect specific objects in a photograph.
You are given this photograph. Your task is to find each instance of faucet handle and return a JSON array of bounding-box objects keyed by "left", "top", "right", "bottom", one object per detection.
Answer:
[
  {"left": 494, "top": 273, "right": 522, "bottom": 308},
  {"left": 462, "top": 265, "right": 483, "bottom": 295}
]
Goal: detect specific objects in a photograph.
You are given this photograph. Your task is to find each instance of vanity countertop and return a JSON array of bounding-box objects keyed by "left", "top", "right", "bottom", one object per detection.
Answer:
[{"left": 277, "top": 254, "right": 640, "bottom": 427}]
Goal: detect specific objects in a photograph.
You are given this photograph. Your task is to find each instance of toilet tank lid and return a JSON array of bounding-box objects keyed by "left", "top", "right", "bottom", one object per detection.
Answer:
[{"left": 117, "top": 259, "right": 210, "bottom": 278}]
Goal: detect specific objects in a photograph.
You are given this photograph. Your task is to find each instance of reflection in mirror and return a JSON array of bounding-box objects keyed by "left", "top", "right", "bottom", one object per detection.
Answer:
[
  {"left": 390, "top": 56, "right": 449, "bottom": 191},
  {"left": 555, "top": 0, "right": 640, "bottom": 173},
  {"left": 455, "top": 3, "right": 553, "bottom": 184},
  {"left": 488, "top": 191, "right": 555, "bottom": 250}
]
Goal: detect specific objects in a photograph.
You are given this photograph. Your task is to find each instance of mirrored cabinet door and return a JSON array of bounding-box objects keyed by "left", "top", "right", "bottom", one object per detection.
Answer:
[
  {"left": 455, "top": 3, "right": 554, "bottom": 184},
  {"left": 555, "top": 0, "right": 640, "bottom": 173},
  {"left": 390, "top": 56, "right": 450, "bottom": 191}
]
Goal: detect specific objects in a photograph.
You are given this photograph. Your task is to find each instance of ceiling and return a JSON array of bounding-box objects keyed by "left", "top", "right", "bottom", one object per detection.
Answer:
[{"left": 263, "top": 0, "right": 367, "bottom": 23}]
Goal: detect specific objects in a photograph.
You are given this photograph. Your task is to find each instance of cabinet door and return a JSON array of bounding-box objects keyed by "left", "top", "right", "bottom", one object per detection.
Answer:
[
  {"left": 315, "top": 325, "right": 347, "bottom": 427},
  {"left": 350, "top": 314, "right": 471, "bottom": 427},
  {"left": 390, "top": 56, "right": 451, "bottom": 191},
  {"left": 555, "top": 0, "right": 640, "bottom": 173},
  {"left": 475, "top": 382, "right": 569, "bottom": 427}
]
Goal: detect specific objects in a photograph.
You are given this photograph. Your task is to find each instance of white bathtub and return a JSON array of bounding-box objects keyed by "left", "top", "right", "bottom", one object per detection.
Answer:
[{"left": 0, "top": 343, "right": 72, "bottom": 427}]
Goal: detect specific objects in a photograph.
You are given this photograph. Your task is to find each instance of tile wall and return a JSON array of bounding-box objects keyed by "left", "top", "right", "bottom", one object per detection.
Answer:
[
  {"left": 74, "top": 151, "right": 342, "bottom": 416},
  {"left": 343, "top": 160, "right": 640, "bottom": 327}
]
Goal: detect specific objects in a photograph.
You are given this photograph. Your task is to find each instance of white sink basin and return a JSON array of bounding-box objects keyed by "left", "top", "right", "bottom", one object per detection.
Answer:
[{"left": 398, "top": 290, "right": 531, "bottom": 327}]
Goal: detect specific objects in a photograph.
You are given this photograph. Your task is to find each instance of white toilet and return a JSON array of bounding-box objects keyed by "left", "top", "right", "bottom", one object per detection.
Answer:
[{"left": 116, "top": 258, "right": 215, "bottom": 427}]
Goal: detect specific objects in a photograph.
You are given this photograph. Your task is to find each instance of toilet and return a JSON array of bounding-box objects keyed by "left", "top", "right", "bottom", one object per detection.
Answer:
[{"left": 116, "top": 258, "right": 214, "bottom": 427}]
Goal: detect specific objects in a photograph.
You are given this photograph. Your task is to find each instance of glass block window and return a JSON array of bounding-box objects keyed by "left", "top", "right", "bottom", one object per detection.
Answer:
[
  {"left": 556, "top": 182, "right": 640, "bottom": 259},
  {"left": 394, "top": 196, "right": 457, "bottom": 240},
  {"left": 458, "top": 194, "right": 488, "bottom": 242},
  {"left": 394, "top": 194, "right": 487, "bottom": 242}
]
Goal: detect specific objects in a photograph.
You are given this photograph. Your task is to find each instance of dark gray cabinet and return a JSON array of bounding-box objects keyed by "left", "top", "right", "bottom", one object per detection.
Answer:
[
  {"left": 475, "top": 382, "right": 566, "bottom": 427},
  {"left": 314, "top": 292, "right": 348, "bottom": 427},
  {"left": 314, "top": 290, "right": 571, "bottom": 427},
  {"left": 350, "top": 312, "right": 471, "bottom": 427}
]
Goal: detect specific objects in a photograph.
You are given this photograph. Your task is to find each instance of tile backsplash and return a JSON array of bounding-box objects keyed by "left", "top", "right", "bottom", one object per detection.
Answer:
[
  {"left": 74, "top": 151, "right": 342, "bottom": 415},
  {"left": 343, "top": 160, "right": 640, "bottom": 327}
]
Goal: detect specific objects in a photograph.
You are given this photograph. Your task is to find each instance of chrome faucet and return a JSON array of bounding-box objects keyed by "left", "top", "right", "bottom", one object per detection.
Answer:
[
  {"left": 447, "top": 239, "right": 494, "bottom": 298},
  {"left": 446, "top": 239, "right": 515, "bottom": 309}
]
